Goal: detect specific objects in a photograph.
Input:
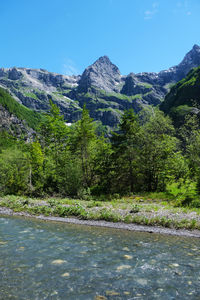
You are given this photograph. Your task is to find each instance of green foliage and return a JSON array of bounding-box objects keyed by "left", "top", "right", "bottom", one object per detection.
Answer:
[
  {"left": 130, "top": 204, "right": 140, "bottom": 213},
  {"left": 0, "top": 87, "right": 42, "bottom": 129},
  {"left": 0, "top": 146, "right": 30, "bottom": 195},
  {"left": 29, "top": 141, "right": 44, "bottom": 194},
  {"left": 72, "top": 104, "right": 98, "bottom": 187},
  {"left": 138, "top": 109, "right": 182, "bottom": 192},
  {"left": 111, "top": 109, "right": 141, "bottom": 193},
  {"left": 166, "top": 179, "right": 198, "bottom": 206},
  {"left": 1, "top": 98, "right": 200, "bottom": 212},
  {"left": 161, "top": 66, "right": 200, "bottom": 126}
]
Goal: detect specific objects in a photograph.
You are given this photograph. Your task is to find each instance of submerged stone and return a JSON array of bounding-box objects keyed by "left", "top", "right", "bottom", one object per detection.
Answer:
[
  {"left": 61, "top": 272, "right": 70, "bottom": 277},
  {"left": 124, "top": 255, "right": 133, "bottom": 260},
  {"left": 136, "top": 279, "right": 148, "bottom": 286},
  {"left": 51, "top": 259, "right": 66, "bottom": 265},
  {"left": 117, "top": 265, "right": 131, "bottom": 271},
  {"left": 122, "top": 247, "right": 130, "bottom": 251},
  {"left": 0, "top": 241, "right": 7, "bottom": 245},
  {"left": 124, "top": 291, "right": 130, "bottom": 295},
  {"left": 50, "top": 291, "right": 58, "bottom": 296},
  {"left": 36, "top": 264, "right": 43, "bottom": 268},
  {"left": 95, "top": 296, "right": 107, "bottom": 300},
  {"left": 18, "top": 247, "right": 25, "bottom": 250},
  {"left": 106, "top": 290, "right": 120, "bottom": 296},
  {"left": 171, "top": 263, "right": 179, "bottom": 267}
]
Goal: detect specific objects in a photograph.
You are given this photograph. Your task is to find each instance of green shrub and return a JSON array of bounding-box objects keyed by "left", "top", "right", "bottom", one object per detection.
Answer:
[
  {"left": 130, "top": 204, "right": 140, "bottom": 213},
  {"left": 98, "top": 208, "right": 121, "bottom": 222},
  {"left": 166, "top": 179, "right": 198, "bottom": 206}
]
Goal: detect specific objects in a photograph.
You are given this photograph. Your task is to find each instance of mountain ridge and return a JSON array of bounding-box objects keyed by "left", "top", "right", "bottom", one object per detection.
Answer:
[{"left": 0, "top": 44, "right": 200, "bottom": 127}]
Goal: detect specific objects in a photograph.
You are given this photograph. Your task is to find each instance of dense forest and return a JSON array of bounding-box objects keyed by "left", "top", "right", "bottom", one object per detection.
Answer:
[{"left": 0, "top": 92, "right": 200, "bottom": 208}]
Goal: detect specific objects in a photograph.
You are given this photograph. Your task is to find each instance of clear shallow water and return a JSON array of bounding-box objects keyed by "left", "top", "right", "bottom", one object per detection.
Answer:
[{"left": 0, "top": 216, "right": 200, "bottom": 300}]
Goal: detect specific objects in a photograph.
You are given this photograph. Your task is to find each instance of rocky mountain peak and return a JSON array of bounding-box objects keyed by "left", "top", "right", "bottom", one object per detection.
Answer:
[
  {"left": 192, "top": 44, "right": 200, "bottom": 52},
  {"left": 78, "top": 55, "right": 121, "bottom": 93},
  {"left": 94, "top": 55, "right": 111, "bottom": 64},
  {"left": 178, "top": 44, "right": 200, "bottom": 72},
  {"left": 93, "top": 55, "right": 118, "bottom": 69}
]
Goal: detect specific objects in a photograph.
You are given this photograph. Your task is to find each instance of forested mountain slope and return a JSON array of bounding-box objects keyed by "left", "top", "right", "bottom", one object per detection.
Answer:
[
  {"left": 160, "top": 66, "right": 200, "bottom": 125},
  {"left": 0, "top": 87, "right": 42, "bottom": 138}
]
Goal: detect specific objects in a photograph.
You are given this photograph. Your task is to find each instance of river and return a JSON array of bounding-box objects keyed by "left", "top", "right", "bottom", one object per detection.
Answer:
[{"left": 0, "top": 216, "right": 200, "bottom": 299}]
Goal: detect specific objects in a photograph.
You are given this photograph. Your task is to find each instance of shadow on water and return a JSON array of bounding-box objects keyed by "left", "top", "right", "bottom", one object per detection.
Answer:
[{"left": 0, "top": 216, "right": 200, "bottom": 299}]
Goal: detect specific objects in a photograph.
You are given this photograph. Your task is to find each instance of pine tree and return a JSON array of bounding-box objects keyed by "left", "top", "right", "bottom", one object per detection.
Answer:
[
  {"left": 111, "top": 109, "right": 141, "bottom": 193},
  {"left": 74, "top": 104, "right": 97, "bottom": 187}
]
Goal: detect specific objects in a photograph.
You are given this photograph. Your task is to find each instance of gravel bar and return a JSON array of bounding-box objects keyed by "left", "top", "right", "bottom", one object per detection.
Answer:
[{"left": 0, "top": 206, "right": 200, "bottom": 238}]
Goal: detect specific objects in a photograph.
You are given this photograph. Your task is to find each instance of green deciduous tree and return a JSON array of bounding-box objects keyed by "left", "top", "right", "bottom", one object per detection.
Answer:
[
  {"left": 28, "top": 140, "right": 44, "bottom": 194},
  {"left": 0, "top": 147, "right": 29, "bottom": 195},
  {"left": 140, "top": 109, "right": 182, "bottom": 191}
]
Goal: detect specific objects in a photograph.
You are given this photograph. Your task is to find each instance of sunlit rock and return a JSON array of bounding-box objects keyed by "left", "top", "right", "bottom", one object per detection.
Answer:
[
  {"left": 36, "top": 264, "right": 43, "bottom": 268},
  {"left": 124, "top": 255, "right": 132, "bottom": 260},
  {"left": 0, "top": 241, "right": 7, "bottom": 245},
  {"left": 51, "top": 259, "right": 66, "bottom": 265},
  {"left": 106, "top": 290, "right": 120, "bottom": 296},
  {"left": 122, "top": 247, "right": 130, "bottom": 251},
  {"left": 18, "top": 247, "right": 25, "bottom": 250},
  {"left": 95, "top": 296, "right": 107, "bottom": 300},
  {"left": 136, "top": 279, "right": 148, "bottom": 285},
  {"left": 61, "top": 272, "right": 70, "bottom": 277},
  {"left": 171, "top": 263, "right": 179, "bottom": 267},
  {"left": 124, "top": 291, "right": 130, "bottom": 295},
  {"left": 50, "top": 291, "right": 58, "bottom": 296},
  {"left": 117, "top": 265, "right": 131, "bottom": 271}
]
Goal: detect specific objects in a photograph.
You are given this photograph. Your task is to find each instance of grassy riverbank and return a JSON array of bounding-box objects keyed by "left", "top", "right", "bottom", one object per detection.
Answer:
[{"left": 0, "top": 194, "right": 200, "bottom": 231}]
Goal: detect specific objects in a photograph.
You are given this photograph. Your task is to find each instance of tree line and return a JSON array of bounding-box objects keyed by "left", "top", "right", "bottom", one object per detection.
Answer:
[{"left": 0, "top": 101, "right": 200, "bottom": 207}]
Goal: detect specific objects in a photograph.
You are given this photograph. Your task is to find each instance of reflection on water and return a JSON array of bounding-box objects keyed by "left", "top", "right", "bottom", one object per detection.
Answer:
[{"left": 0, "top": 216, "right": 200, "bottom": 299}]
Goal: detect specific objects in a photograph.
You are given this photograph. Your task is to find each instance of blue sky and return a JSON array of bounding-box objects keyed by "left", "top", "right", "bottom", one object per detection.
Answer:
[{"left": 0, "top": 0, "right": 200, "bottom": 75}]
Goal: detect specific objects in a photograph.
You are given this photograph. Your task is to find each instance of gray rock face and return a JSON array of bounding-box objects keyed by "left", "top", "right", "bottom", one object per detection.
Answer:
[
  {"left": 24, "top": 68, "right": 80, "bottom": 88},
  {"left": 0, "top": 68, "right": 6, "bottom": 77},
  {"left": 8, "top": 67, "right": 22, "bottom": 80},
  {"left": 121, "top": 73, "right": 151, "bottom": 96},
  {"left": 122, "top": 44, "right": 200, "bottom": 105},
  {"left": 78, "top": 56, "right": 122, "bottom": 93}
]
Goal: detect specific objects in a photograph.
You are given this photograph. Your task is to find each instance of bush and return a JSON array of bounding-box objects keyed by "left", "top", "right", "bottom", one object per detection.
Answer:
[
  {"left": 166, "top": 179, "right": 198, "bottom": 206},
  {"left": 130, "top": 204, "right": 140, "bottom": 213}
]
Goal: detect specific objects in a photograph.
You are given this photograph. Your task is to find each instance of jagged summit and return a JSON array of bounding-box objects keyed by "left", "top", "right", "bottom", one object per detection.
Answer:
[
  {"left": 78, "top": 55, "right": 121, "bottom": 93},
  {"left": 192, "top": 44, "right": 200, "bottom": 51},
  {"left": 176, "top": 44, "right": 200, "bottom": 76},
  {"left": 94, "top": 55, "right": 113, "bottom": 64}
]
